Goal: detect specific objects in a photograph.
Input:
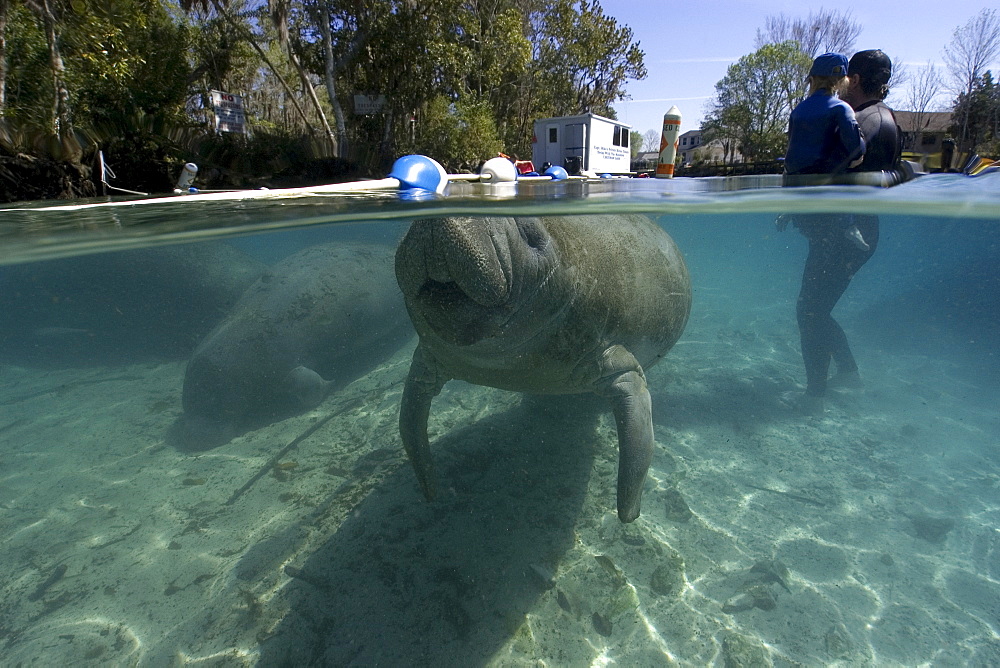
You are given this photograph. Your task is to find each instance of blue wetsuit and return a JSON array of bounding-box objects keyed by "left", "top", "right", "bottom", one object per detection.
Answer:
[{"left": 784, "top": 91, "right": 864, "bottom": 174}]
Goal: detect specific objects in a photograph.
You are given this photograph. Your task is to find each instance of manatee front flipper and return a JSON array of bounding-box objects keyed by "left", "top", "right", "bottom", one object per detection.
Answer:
[
  {"left": 399, "top": 346, "right": 449, "bottom": 500},
  {"left": 598, "top": 345, "right": 654, "bottom": 523},
  {"left": 282, "top": 366, "right": 332, "bottom": 409}
]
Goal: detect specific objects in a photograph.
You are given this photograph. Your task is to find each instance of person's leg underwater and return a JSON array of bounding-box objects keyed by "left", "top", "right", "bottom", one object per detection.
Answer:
[{"left": 828, "top": 215, "right": 879, "bottom": 388}]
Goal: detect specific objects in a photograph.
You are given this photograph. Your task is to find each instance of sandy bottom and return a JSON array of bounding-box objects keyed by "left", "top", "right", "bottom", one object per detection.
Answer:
[{"left": 1, "top": 289, "right": 998, "bottom": 667}]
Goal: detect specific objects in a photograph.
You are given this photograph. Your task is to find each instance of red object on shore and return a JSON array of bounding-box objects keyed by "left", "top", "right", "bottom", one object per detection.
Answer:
[{"left": 514, "top": 160, "right": 535, "bottom": 174}]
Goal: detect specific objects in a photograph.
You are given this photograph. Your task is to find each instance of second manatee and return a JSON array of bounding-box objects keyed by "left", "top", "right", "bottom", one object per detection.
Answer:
[{"left": 182, "top": 242, "right": 412, "bottom": 445}]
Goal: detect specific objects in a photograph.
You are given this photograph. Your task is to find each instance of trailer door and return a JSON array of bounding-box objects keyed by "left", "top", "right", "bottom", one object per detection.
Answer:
[
  {"left": 544, "top": 124, "right": 561, "bottom": 166},
  {"left": 565, "top": 123, "right": 587, "bottom": 169}
]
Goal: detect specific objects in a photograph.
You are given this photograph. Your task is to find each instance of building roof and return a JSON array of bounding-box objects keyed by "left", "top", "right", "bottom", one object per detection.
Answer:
[{"left": 894, "top": 110, "right": 952, "bottom": 134}]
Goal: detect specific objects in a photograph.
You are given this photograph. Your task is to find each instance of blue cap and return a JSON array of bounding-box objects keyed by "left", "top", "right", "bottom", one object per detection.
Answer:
[
  {"left": 388, "top": 155, "right": 448, "bottom": 194},
  {"left": 543, "top": 165, "right": 568, "bottom": 180},
  {"left": 810, "top": 53, "right": 849, "bottom": 77}
]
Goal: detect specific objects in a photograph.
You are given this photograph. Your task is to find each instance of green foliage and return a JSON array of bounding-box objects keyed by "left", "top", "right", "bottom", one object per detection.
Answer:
[
  {"left": 703, "top": 40, "right": 810, "bottom": 162},
  {"left": 950, "top": 70, "right": 1000, "bottom": 156},
  {"left": 629, "top": 130, "right": 642, "bottom": 158},
  {"left": 531, "top": 0, "right": 646, "bottom": 118},
  {"left": 406, "top": 94, "right": 503, "bottom": 172},
  {"left": 1, "top": 0, "right": 647, "bottom": 191}
]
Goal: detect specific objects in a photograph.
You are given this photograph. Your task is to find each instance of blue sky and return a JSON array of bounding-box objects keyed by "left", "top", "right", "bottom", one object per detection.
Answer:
[{"left": 603, "top": 1, "right": 997, "bottom": 141}]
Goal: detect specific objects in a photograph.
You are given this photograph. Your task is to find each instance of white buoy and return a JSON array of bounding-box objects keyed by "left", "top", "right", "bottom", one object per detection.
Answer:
[
  {"left": 655, "top": 106, "right": 682, "bottom": 179},
  {"left": 479, "top": 156, "right": 517, "bottom": 183},
  {"left": 175, "top": 162, "right": 198, "bottom": 192}
]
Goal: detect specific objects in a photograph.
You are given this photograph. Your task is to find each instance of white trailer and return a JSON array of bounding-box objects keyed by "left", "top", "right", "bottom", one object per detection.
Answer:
[{"left": 532, "top": 113, "right": 632, "bottom": 175}]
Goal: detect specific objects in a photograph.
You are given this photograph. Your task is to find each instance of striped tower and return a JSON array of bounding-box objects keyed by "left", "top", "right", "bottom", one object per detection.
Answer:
[{"left": 655, "top": 105, "right": 682, "bottom": 178}]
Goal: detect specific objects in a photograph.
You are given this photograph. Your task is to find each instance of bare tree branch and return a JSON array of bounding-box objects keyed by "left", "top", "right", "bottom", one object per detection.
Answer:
[{"left": 755, "top": 9, "right": 861, "bottom": 57}]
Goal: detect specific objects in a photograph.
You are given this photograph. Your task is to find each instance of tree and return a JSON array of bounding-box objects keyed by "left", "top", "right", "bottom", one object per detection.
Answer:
[
  {"left": 530, "top": 0, "right": 646, "bottom": 118},
  {"left": 179, "top": 0, "right": 332, "bottom": 147},
  {"left": 629, "top": 129, "right": 642, "bottom": 158},
  {"left": 2, "top": 0, "right": 650, "bottom": 181},
  {"left": 0, "top": 0, "right": 8, "bottom": 112},
  {"left": 943, "top": 9, "right": 1000, "bottom": 152},
  {"left": 410, "top": 94, "right": 503, "bottom": 171},
  {"left": 701, "top": 102, "right": 745, "bottom": 166},
  {"left": 754, "top": 8, "right": 861, "bottom": 57},
  {"left": 755, "top": 8, "right": 860, "bottom": 94},
  {"left": 641, "top": 128, "right": 659, "bottom": 152},
  {"left": 902, "top": 62, "right": 944, "bottom": 152},
  {"left": 950, "top": 70, "right": 999, "bottom": 156},
  {"left": 704, "top": 41, "right": 810, "bottom": 162},
  {"left": 20, "top": 0, "right": 75, "bottom": 154}
]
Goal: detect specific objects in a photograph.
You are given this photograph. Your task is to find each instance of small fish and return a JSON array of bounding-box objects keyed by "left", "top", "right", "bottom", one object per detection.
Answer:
[
  {"left": 556, "top": 589, "right": 571, "bottom": 613},
  {"left": 28, "top": 563, "right": 68, "bottom": 602},
  {"left": 594, "top": 555, "right": 626, "bottom": 587},
  {"left": 592, "top": 611, "right": 613, "bottom": 637}
]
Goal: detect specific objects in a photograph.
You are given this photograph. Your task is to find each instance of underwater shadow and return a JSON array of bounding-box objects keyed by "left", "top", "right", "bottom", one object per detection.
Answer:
[
  {"left": 257, "top": 394, "right": 603, "bottom": 666},
  {"left": 649, "top": 360, "right": 798, "bottom": 433}
]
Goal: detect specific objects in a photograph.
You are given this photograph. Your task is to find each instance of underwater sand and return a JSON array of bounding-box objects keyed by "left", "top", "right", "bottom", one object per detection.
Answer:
[{"left": 1, "top": 271, "right": 998, "bottom": 666}]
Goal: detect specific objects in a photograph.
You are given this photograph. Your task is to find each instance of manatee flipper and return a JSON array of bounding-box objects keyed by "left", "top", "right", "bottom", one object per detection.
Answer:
[
  {"left": 598, "top": 345, "right": 654, "bottom": 523},
  {"left": 400, "top": 346, "right": 449, "bottom": 500},
  {"left": 282, "top": 366, "right": 331, "bottom": 409}
]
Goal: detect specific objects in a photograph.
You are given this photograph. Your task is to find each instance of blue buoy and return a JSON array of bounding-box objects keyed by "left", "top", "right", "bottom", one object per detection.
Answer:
[
  {"left": 389, "top": 155, "right": 448, "bottom": 194},
  {"left": 544, "top": 165, "right": 568, "bottom": 180}
]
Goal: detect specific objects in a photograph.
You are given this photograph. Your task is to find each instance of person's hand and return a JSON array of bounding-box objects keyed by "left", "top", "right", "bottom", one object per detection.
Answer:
[
  {"left": 775, "top": 214, "right": 792, "bottom": 232},
  {"left": 849, "top": 156, "right": 864, "bottom": 168}
]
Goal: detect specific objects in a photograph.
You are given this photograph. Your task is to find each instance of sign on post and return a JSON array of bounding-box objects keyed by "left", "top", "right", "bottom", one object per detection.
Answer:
[
  {"left": 210, "top": 90, "right": 246, "bottom": 134},
  {"left": 353, "top": 94, "right": 386, "bottom": 115}
]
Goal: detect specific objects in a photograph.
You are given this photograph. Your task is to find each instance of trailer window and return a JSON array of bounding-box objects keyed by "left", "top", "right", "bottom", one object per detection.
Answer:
[
  {"left": 548, "top": 128, "right": 558, "bottom": 143},
  {"left": 612, "top": 126, "right": 628, "bottom": 147}
]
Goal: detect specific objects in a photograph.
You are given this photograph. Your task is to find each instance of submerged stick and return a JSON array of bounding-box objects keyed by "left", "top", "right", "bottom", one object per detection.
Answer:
[
  {"left": 224, "top": 375, "right": 403, "bottom": 506},
  {"left": 224, "top": 412, "right": 338, "bottom": 506}
]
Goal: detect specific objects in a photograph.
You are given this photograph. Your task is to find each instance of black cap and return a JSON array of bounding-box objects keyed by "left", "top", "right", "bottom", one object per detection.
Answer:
[{"left": 849, "top": 50, "right": 892, "bottom": 85}]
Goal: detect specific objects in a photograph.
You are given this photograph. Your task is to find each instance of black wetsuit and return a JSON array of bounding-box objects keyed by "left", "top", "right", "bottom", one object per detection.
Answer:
[{"left": 796, "top": 99, "right": 900, "bottom": 397}]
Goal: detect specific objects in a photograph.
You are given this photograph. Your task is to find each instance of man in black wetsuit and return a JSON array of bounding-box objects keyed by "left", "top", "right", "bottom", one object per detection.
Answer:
[{"left": 782, "top": 49, "right": 902, "bottom": 413}]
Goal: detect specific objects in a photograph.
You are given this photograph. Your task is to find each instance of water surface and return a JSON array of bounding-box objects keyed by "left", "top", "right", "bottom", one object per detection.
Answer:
[{"left": 1, "top": 174, "right": 998, "bottom": 665}]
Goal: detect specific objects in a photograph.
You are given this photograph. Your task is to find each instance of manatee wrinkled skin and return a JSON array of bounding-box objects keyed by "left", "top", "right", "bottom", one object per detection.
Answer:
[
  {"left": 182, "top": 242, "right": 411, "bottom": 445},
  {"left": 395, "top": 215, "right": 691, "bottom": 522}
]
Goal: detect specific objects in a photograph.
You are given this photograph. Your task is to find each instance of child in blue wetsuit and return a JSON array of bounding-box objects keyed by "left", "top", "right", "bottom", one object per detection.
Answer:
[{"left": 784, "top": 52, "right": 868, "bottom": 250}]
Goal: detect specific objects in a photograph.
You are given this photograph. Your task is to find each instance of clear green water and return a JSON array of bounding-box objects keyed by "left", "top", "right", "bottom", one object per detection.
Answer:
[{"left": 0, "top": 174, "right": 998, "bottom": 665}]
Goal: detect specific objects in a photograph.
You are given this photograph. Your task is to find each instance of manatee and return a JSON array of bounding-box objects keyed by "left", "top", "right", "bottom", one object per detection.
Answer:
[
  {"left": 394, "top": 214, "right": 691, "bottom": 522},
  {"left": 182, "top": 242, "right": 412, "bottom": 445}
]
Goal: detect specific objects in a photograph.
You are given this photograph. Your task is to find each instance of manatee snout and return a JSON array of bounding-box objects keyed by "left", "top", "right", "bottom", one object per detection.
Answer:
[
  {"left": 397, "top": 219, "right": 516, "bottom": 346},
  {"left": 396, "top": 217, "right": 511, "bottom": 307}
]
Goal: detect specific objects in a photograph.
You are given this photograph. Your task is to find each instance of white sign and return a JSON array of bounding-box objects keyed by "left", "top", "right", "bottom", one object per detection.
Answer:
[
  {"left": 354, "top": 94, "right": 386, "bottom": 115},
  {"left": 210, "top": 90, "right": 246, "bottom": 134}
]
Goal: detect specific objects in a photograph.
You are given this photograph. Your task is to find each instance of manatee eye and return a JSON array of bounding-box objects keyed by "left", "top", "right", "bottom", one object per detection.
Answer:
[{"left": 518, "top": 220, "right": 549, "bottom": 251}]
